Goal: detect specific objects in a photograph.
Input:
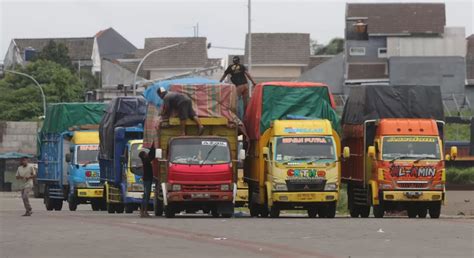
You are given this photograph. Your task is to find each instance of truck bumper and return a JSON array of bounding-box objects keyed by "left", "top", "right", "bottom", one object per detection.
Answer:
[
  {"left": 272, "top": 191, "right": 338, "bottom": 203},
  {"left": 235, "top": 189, "right": 248, "bottom": 203},
  {"left": 124, "top": 191, "right": 155, "bottom": 204},
  {"left": 167, "top": 191, "right": 233, "bottom": 202},
  {"left": 77, "top": 188, "right": 103, "bottom": 198},
  {"left": 382, "top": 191, "right": 444, "bottom": 202}
]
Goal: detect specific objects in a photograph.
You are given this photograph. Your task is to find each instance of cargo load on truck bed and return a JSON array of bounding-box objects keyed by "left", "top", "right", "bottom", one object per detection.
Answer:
[
  {"left": 99, "top": 97, "right": 147, "bottom": 160},
  {"left": 40, "top": 103, "right": 105, "bottom": 134},
  {"left": 342, "top": 85, "right": 444, "bottom": 125},
  {"left": 143, "top": 83, "right": 242, "bottom": 148},
  {"left": 244, "top": 82, "right": 339, "bottom": 140}
]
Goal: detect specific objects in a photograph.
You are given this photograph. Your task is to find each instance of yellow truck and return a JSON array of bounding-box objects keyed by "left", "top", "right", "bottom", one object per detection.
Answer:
[{"left": 247, "top": 119, "right": 349, "bottom": 218}]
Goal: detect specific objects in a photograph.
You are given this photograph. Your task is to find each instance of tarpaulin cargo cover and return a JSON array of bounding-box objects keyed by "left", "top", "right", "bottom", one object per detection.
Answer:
[
  {"left": 99, "top": 97, "right": 147, "bottom": 159},
  {"left": 342, "top": 85, "right": 444, "bottom": 125},
  {"left": 40, "top": 103, "right": 106, "bottom": 134},
  {"left": 244, "top": 82, "right": 339, "bottom": 140},
  {"left": 143, "top": 83, "right": 244, "bottom": 148}
]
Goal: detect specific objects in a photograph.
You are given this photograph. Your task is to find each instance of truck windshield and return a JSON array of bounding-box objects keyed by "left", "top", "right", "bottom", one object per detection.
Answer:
[
  {"left": 170, "top": 138, "right": 231, "bottom": 165},
  {"left": 275, "top": 136, "right": 336, "bottom": 162},
  {"left": 129, "top": 143, "right": 143, "bottom": 176},
  {"left": 382, "top": 136, "right": 441, "bottom": 160},
  {"left": 76, "top": 145, "right": 99, "bottom": 165}
]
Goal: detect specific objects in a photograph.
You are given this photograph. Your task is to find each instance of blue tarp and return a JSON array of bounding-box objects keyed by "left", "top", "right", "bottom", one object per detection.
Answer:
[
  {"left": 143, "top": 77, "right": 219, "bottom": 108},
  {"left": 0, "top": 152, "right": 34, "bottom": 159}
]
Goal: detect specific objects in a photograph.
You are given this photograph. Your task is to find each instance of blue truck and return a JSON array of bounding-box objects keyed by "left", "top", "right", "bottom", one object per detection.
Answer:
[
  {"left": 99, "top": 97, "right": 153, "bottom": 214},
  {"left": 37, "top": 103, "right": 106, "bottom": 211}
]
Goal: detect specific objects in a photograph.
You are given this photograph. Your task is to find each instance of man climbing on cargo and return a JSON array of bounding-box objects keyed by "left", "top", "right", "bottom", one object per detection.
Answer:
[
  {"left": 139, "top": 149, "right": 154, "bottom": 218},
  {"left": 15, "top": 157, "right": 36, "bottom": 216},
  {"left": 220, "top": 56, "right": 256, "bottom": 112},
  {"left": 157, "top": 87, "right": 204, "bottom": 136}
]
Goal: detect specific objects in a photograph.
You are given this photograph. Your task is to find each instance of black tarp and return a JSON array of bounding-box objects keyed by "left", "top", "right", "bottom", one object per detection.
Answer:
[
  {"left": 342, "top": 85, "right": 444, "bottom": 125},
  {"left": 99, "top": 96, "right": 147, "bottom": 159}
]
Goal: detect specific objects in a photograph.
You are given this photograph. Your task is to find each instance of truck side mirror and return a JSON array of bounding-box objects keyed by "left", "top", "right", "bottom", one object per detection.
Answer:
[
  {"left": 239, "top": 149, "right": 246, "bottom": 161},
  {"left": 450, "top": 146, "right": 457, "bottom": 160},
  {"left": 155, "top": 148, "right": 163, "bottom": 159},
  {"left": 262, "top": 147, "right": 269, "bottom": 158},
  {"left": 367, "top": 146, "right": 376, "bottom": 159},
  {"left": 65, "top": 153, "right": 72, "bottom": 163},
  {"left": 343, "top": 146, "right": 350, "bottom": 159},
  {"left": 445, "top": 154, "right": 451, "bottom": 161}
]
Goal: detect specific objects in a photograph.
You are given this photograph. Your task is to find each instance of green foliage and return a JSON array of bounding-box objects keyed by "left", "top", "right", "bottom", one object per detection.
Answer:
[
  {"left": 445, "top": 123, "right": 471, "bottom": 141},
  {"left": 33, "top": 40, "right": 74, "bottom": 70},
  {"left": 79, "top": 69, "right": 99, "bottom": 91},
  {"left": 446, "top": 167, "right": 474, "bottom": 184},
  {"left": 337, "top": 183, "right": 348, "bottom": 214},
  {"left": 311, "top": 38, "right": 344, "bottom": 55},
  {"left": 0, "top": 60, "right": 85, "bottom": 121}
]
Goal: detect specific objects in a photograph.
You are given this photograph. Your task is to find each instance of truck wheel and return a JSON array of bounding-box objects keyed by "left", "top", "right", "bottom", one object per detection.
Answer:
[
  {"left": 221, "top": 213, "right": 233, "bottom": 218},
  {"left": 107, "top": 202, "right": 115, "bottom": 214},
  {"left": 91, "top": 200, "right": 101, "bottom": 211},
  {"left": 211, "top": 209, "right": 220, "bottom": 218},
  {"left": 154, "top": 198, "right": 163, "bottom": 216},
  {"left": 115, "top": 203, "right": 124, "bottom": 214},
  {"left": 68, "top": 194, "right": 78, "bottom": 211},
  {"left": 429, "top": 202, "right": 441, "bottom": 219},
  {"left": 417, "top": 207, "right": 428, "bottom": 218},
  {"left": 270, "top": 206, "right": 280, "bottom": 218},
  {"left": 326, "top": 202, "right": 336, "bottom": 218},
  {"left": 407, "top": 206, "right": 417, "bottom": 218},
  {"left": 44, "top": 192, "right": 54, "bottom": 211},
  {"left": 318, "top": 206, "right": 328, "bottom": 218},
  {"left": 249, "top": 203, "right": 259, "bottom": 217},
  {"left": 54, "top": 200, "right": 63, "bottom": 211},
  {"left": 359, "top": 206, "right": 370, "bottom": 218},
  {"left": 307, "top": 208, "right": 317, "bottom": 218},
  {"left": 125, "top": 204, "right": 134, "bottom": 214},
  {"left": 259, "top": 206, "right": 269, "bottom": 218},
  {"left": 165, "top": 206, "right": 175, "bottom": 218},
  {"left": 349, "top": 207, "right": 360, "bottom": 218},
  {"left": 373, "top": 205, "right": 384, "bottom": 218}
]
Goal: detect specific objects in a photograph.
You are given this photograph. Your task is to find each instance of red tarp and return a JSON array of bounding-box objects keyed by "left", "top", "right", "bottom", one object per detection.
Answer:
[{"left": 244, "top": 82, "right": 336, "bottom": 140}]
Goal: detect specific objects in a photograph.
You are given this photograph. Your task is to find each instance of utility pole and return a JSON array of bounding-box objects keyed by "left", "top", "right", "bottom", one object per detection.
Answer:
[{"left": 248, "top": 0, "right": 253, "bottom": 96}]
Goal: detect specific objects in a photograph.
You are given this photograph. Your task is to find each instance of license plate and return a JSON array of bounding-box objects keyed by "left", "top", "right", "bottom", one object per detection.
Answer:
[
  {"left": 297, "top": 193, "right": 315, "bottom": 200},
  {"left": 404, "top": 191, "right": 422, "bottom": 198},
  {"left": 191, "top": 193, "right": 210, "bottom": 199}
]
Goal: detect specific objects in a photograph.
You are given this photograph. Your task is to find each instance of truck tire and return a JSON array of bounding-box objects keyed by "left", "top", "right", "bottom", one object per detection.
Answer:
[
  {"left": 68, "top": 194, "right": 77, "bottom": 211},
  {"left": 91, "top": 200, "right": 101, "bottom": 211},
  {"left": 270, "top": 206, "right": 280, "bottom": 218},
  {"left": 107, "top": 202, "right": 115, "bottom": 214},
  {"left": 154, "top": 197, "right": 163, "bottom": 216},
  {"left": 165, "top": 206, "right": 175, "bottom": 218},
  {"left": 373, "top": 205, "right": 384, "bottom": 218},
  {"left": 307, "top": 208, "right": 317, "bottom": 218},
  {"left": 407, "top": 206, "right": 417, "bottom": 218},
  {"left": 115, "top": 203, "right": 124, "bottom": 214},
  {"left": 349, "top": 207, "right": 360, "bottom": 218},
  {"left": 211, "top": 209, "right": 219, "bottom": 218},
  {"left": 359, "top": 206, "right": 370, "bottom": 218},
  {"left": 259, "top": 206, "right": 269, "bottom": 218},
  {"left": 221, "top": 213, "right": 233, "bottom": 218},
  {"left": 44, "top": 191, "right": 54, "bottom": 211},
  {"left": 249, "top": 203, "right": 259, "bottom": 217},
  {"left": 54, "top": 200, "right": 63, "bottom": 211},
  {"left": 417, "top": 207, "right": 427, "bottom": 218},
  {"left": 125, "top": 204, "right": 134, "bottom": 214},
  {"left": 326, "top": 202, "right": 336, "bottom": 218},
  {"left": 429, "top": 202, "right": 441, "bottom": 219}
]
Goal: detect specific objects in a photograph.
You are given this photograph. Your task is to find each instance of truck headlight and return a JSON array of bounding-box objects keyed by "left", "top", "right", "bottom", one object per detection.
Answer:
[
  {"left": 171, "top": 184, "right": 181, "bottom": 191},
  {"left": 75, "top": 183, "right": 87, "bottom": 188},
  {"left": 433, "top": 184, "right": 444, "bottom": 190},
  {"left": 380, "top": 183, "right": 392, "bottom": 189},
  {"left": 324, "top": 183, "right": 337, "bottom": 191},
  {"left": 220, "top": 184, "right": 230, "bottom": 191},
  {"left": 274, "top": 183, "right": 288, "bottom": 191},
  {"left": 128, "top": 183, "right": 144, "bottom": 192}
]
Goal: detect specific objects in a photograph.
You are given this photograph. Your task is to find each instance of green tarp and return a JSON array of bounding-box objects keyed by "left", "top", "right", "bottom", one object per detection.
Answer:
[
  {"left": 260, "top": 86, "right": 341, "bottom": 135},
  {"left": 40, "top": 103, "right": 106, "bottom": 134}
]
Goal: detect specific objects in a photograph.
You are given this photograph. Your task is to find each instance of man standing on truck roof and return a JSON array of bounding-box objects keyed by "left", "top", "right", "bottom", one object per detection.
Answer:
[
  {"left": 16, "top": 157, "right": 36, "bottom": 216},
  {"left": 139, "top": 149, "right": 154, "bottom": 218},
  {"left": 157, "top": 88, "right": 204, "bottom": 136},
  {"left": 220, "top": 56, "right": 256, "bottom": 112}
]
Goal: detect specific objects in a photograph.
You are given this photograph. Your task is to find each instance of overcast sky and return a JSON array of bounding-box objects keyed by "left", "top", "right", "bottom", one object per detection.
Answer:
[{"left": 1, "top": 0, "right": 472, "bottom": 60}]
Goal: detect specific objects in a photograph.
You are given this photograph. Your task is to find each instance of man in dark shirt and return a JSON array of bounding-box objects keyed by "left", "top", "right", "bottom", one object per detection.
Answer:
[
  {"left": 139, "top": 149, "right": 154, "bottom": 218},
  {"left": 157, "top": 88, "right": 204, "bottom": 136},
  {"left": 220, "top": 56, "right": 256, "bottom": 112}
]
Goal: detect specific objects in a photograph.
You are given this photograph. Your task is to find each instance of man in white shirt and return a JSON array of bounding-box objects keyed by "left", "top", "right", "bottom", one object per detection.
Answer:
[{"left": 16, "top": 157, "right": 36, "bottom": 216}]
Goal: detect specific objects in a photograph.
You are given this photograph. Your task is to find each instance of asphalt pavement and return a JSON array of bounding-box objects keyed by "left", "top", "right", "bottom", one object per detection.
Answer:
[{"left": 0, "top": 192, "right": 473, "bottom": 258}]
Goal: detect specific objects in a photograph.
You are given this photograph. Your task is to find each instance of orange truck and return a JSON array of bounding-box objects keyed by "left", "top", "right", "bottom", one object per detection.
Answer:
[{"left": 342, "top": 85, "right": 457, "bottom": 218}]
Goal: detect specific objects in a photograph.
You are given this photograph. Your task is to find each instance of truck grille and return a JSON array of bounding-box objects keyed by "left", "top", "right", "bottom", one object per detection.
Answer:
[
  {"left": 182, "top": 184, "right": 220, "bottom": 192},
  {"left": 87, "top": 182, "right": 103, "bottom": 187},
  {"left": 396, "top": 181, "right": 429, "bottom": 189},
  {"left": 285, "top": 179, "right": 326, "bottom": 192}
]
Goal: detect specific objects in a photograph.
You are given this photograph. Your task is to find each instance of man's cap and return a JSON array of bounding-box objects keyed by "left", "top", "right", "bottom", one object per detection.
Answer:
[
  {"left": 156, "top": 87, "right": 167, "bottom": 95},
  {"left": 233, "top": 56, "right": 240, "bottom": 61}
]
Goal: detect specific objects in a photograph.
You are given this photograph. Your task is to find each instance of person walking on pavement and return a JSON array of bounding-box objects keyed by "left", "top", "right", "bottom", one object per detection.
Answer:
[
  {"left": 139, "top": 149, "right": 154, "bottom": 218},
  {"left": 220, "top": 56, "right": 256, "bottom": 112},
  {"left": 16, "top": 157, "right": 36, "bottom": 216},
  {"left": 157, "top": 88, "right": 204, "bottom": 136}
]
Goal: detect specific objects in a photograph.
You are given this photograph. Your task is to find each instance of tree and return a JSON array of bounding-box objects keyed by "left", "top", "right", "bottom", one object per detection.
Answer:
[
  {"left": 34, "top": 40, "right": 74, "bottom": 70},
  {"left": 0, "top": 60, "right": 85, "bottom": 121},
  {"left": 311, "top": 38, "right": 344, "bottom": 55}
]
